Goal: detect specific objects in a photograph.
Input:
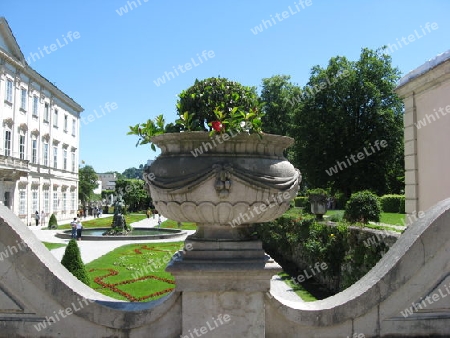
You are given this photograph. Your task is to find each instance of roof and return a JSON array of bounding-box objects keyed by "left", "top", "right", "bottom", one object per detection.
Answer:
[
  {"left": 0, "top": 17, "right": 84, "bottom": 113},
  {"left": 397, "top": 50, "right": 450, "bottom": 89}
]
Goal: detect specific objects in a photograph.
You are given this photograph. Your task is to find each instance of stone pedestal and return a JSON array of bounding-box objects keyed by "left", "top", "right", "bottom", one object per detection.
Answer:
[{"left": 167, "top": 240, "right": 281, "bottom": 338}]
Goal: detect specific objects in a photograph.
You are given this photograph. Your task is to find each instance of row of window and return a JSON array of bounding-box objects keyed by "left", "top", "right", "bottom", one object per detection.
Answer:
[
  {"left": 18, "top": 189, "right": 77, "bottom": 215},
  {"left": 3, "top": 130, "right": 76, "bottom": 171},
  {"left": 4, "top": 79, "right": 77, "bottom": 136}
]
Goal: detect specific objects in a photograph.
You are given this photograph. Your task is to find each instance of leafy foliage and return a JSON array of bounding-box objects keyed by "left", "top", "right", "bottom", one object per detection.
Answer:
[
  {"left": 291, "top": 47, "right": 404, "bottom": 197},
  {"left": 259, "top": 75, "right": 298, "bottom": 136},
  {"left": 176, "top": 76, "right": 261, "bottom": 130},
  {"left": 128, "top": 77, "right": 264, "bottom": 150},
  {"left": 344, "top": 190, "right": 382, "bottom": 224},
  {"left": 115, "top": 179, "right": 151, "bottom": 212},
  {"left": 48, "top": 213, "right": 58, "bottom": 229},
  {"left": 61, "top": 239, "right": 91, "bottom": 286},
  {"left": 379, "top": 194, "right": 405, "bottom": 213},
  {"left": 256, "top": 208, "right": 395, "bottom": 293},
  {"left": 79, "top": 165, "right": 99, "bottom": 205}
]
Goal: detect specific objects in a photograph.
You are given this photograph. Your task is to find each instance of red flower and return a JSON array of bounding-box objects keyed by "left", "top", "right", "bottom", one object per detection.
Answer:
[{"left": 211, "top": 121, "right": 223, "bottom": 132}]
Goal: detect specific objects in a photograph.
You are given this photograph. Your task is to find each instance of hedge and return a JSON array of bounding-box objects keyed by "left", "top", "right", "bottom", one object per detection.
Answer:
[{"left": 379, "top": 194, "right": 405, "bottom": 213}]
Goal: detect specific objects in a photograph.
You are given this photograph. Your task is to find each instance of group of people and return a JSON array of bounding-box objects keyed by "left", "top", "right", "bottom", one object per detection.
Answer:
[
  {"left": 33, "top": 210, "right": 46, "bottom": 226},
  {"left": 77, "top": 206, "right": 103, "bottom": 219},
  {"left": 70, "top": 218, "right": 83, "bottom": 240}
]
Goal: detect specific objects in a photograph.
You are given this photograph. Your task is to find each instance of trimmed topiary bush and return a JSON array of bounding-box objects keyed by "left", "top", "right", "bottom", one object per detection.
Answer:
[
  {"left": 380, "top": 194, "right": 405, "bottom": 213},
  {"left": 61, "top": 239, "right": 91, "bottom": 286},
  {"left": 48, "top": 213, "right": 58, "bottom": 229},
  {"left": 344, "top": 190, "right": 381, "bottom": 224}
]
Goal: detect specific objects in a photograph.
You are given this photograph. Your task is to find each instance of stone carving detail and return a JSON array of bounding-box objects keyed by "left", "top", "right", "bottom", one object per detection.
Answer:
[
  {"left": 214, "top": 164, "right": 232, "bottom": 198},
  {"left": 2, "top": 118, "right": 13, "bottom": 128},
  {"left": 18, "top": 123, "right": 28, "bottom": 132}
]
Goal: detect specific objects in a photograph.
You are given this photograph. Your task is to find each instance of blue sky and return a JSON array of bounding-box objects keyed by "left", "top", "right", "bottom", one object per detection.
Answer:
[{"left": 2, "top": 0, "right": 449, "bottom": 173}]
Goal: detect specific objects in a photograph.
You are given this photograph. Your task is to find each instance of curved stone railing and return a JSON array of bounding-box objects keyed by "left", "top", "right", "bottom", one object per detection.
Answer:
[
  {"left": 266, "top": 198, "right": 450, "bottom": 337},
  {"left": 0, "top": 204, "right": 181, "bottom": 337}
]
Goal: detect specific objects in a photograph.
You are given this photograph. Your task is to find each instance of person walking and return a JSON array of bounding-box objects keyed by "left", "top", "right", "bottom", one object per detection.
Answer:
[
  {"left": 76, "top": 218, "right": 83, "bottom": 241},
  {"left": 70, "top": 218, "right": 77, "bottom": 239},
  {"left": 34, "top": 211, "right": 40, "bottom": 226},
  {"left": 40, "top": 211, "right": 46, "bottom": 227}
]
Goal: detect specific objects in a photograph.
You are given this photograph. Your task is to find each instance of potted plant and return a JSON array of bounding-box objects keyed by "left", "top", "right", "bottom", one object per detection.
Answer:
[
  {"left": 308, "top": 188, "right": 328, "bottom": 220},
  {"left": 128, "top": 77, "right": 301, "bottom": 260}
]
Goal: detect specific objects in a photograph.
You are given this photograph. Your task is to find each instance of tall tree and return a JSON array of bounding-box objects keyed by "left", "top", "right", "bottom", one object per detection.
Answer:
[
  {"left": 260, "top": 75, "right": 298, "bottom": 136},
  {"left": 122, "top": 166, "right": 144, "bottom": 179},
  {"left": 115, "top": 179, "right": 151, "bottom": 212},
  {"left": 291, "top": 47, "right": 404, "bottom": 197},
  {"left": 78, "top": 165, "right": 99, "bottom": 205}
]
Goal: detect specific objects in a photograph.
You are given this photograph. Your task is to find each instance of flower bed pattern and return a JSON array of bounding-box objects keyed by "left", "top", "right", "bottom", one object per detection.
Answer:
[{"left": 86, "top": 243, "right": 182, "bottom": 302}]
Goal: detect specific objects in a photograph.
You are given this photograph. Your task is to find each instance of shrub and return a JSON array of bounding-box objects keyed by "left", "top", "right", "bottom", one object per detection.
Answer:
[
  {"left": 61, "top": 239, "right": 91, "bottom": 286},
  {"left": 333, "top": 191, "right": 349, "bottom": 210},
  {"left": 48, "top": 214, "right": 58, "bottom": 229},
  {"left": 176, "top": 77, "right": 260, "bottom": 130},
  {"left": 380, "top": 194, "right": 405, "bottom": 213},
  {"left": 294, "top": 197, "right": 309, "bottom": 210},
  {"left": 344, "top": 190, "right": 381, "bottom": 224},
  {"left": 307, "top": 188, "right": 328, "bottom": 202}
]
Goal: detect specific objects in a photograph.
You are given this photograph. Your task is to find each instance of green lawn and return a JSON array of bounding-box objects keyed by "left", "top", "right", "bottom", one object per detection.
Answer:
[
  {"left": 160, "top": 219, "right": 197, "bottom": 230},
  {"left": 379, "top": 212, "right": 406, "bottom": 226},
  {"left": 325, "top": 209, "right": 406, "bottom": 226},
  {"left": 59, "top": 214, "right": 147, "bottom": 230},
  {"left": 42, "top": 242, "right": 67, "bottom": 250},
  {"left": 278, "top": 272, "right": 317, "bottom": 302},
  {"left": 85, "top": 242, "right": 183, "bottom": 302}
]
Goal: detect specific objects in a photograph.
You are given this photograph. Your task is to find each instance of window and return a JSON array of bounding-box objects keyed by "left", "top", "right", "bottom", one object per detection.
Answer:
[
  {"left": 32, "top": 189, "right": 38, "bottom": 212},
  {"left": 64, "top": 115, "right": 68, "bottom": 132},
  {"left": 19, "top": 135, "right": 25, "bottom": 160},
  {"left": 44, "top": 103, "right": 49, "bottom": 122},
  {"left": 53, "top": 109, "right": 58, "bottom": 128},
  {"left": 4, "top": 130, "right": 11, "bottom": 156},
  {"left": 71, "top": 151, "right": 76, "bottom": 172},
  {"left": 53, "top": 146, "right": 58, "bottom": 169},
  {"left": 19, "top": 189, "right": 26, "bottom": 215},
  {"left": 5, "top": 79, "right": 13, "bottom": 102},
  {"left": 53, "top": 191, "right": 58, "bottom": 211},
  {"left": 44, "top": 190, "right": 50, "bottom": 213},
  {"left": 4, "top": 191, "right": 10, "bottom": 209},
  {"left": 62, "top": 192, "right": 67, "bottom": 212},
  {"left": 31, "top": 139, "right": 37, "bottom": 164},
  {"left": 43, "top": 142, "right": 49, "bottom": 166},
  {"left": 71, "top": 192, "right": 76, "bottom": 210},
  {"left": 32, "top": 95, "right": 38, "bottom": 116},
  {"left": 63, "top": 149, "right": 67, "bottom": 170},
  {"left": 21, "top": 88, "right": 27, "bottom": 110},
  {"left": 72, "top": 119, "right": 76, "bottom": 136}
]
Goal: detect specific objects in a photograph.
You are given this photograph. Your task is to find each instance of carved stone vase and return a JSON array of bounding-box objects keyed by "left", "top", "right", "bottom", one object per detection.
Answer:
[
  {"left": 144, "top": 131, "right": 301, "bottom": 337},
  {"left": 144, "top": 131, "right": 301, "bottom": 261}
]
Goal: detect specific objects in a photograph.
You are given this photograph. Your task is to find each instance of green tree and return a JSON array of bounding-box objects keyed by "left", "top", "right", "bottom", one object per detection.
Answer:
[
  {"left": 292, "top": 47, "right": 404, "bottom": 197},
  {"left": 260, "top": 75, "right": 298, "bottom": 136},
  {"left": 48, "top": 213, "right": 58, "bottom": 229},
  {"left": 61, "top": 239, "right": 91, "bottom": 286},
  {"left": 122, "top": 166, "right": 144, "bottom": 179},
  {"left": 79, "top": 165, "right": 99, "bottom": 205},
  {"left": 115, "top": 178, "right": 151, "bottom": 212}
]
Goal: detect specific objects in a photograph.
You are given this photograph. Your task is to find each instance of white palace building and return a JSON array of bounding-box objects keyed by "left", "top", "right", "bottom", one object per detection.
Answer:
[{"left": 0, "top": 18, "right": 83, "bottom": 225}]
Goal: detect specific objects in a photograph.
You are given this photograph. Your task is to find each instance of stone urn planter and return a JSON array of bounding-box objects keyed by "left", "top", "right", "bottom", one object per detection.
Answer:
[
  {"left": 309, "top": 193, "right": 328, "bottom": 220},
  {"left": 144, "top": 131, "right": 301, "bottom": 259},
  {"left": 143, "top": 131, "right": 300, "bottom": 337}
]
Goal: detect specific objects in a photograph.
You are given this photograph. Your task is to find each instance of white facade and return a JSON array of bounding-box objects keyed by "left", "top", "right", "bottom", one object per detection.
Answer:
[
  {"left": 0, "top": 17, "right": 83, "bottom": 225},
  {"left": 97, "top": 172, "right": 116, "bottom": 191}
]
